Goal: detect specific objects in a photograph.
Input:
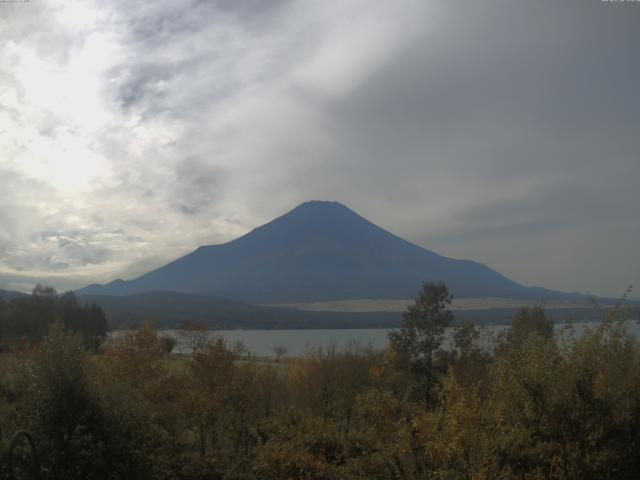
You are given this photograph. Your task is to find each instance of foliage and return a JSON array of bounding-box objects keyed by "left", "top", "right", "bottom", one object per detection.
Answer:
[
  {"left": 388, "top": 281, "right": 454, "bottom": 404},
  {"left": 7, "top": 323, "right": 163, "bottom": 479},
  {"left": 496, "top": 305, "right": 554, "bottom": 354},
  {"left": 177, "top": 320, "right": 209, "bottom": 355},
  {"left": 0, "top": 284, "right": 638, "bottom": 479},
  {"left": 159, "top": 335, "right": 177, "bottom": 354},
  {"left": 0, "top": 285, "right": 107, "bottom": 351},
  {"left": 272, "top": 345, "right": 287, "bottom": 362},
  {"left": 233, "top": 340, "right": 249, "bottom": 359}
]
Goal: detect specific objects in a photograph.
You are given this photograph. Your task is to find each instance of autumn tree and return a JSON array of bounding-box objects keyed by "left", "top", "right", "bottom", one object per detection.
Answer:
[
  {"left": 13, "top": 323, "right": 158, "bottom": 479},
  {"left": 496, "top": 305, "right": 554, "bottom": 356},
  {"left": 292, "top": 343, "right": 377, "bottom": 430},
  {"left": 187, "top": 337, "right": 236, "bottom": 458},
  {"left": 388, "top": 281, "right": 453, "bottom": 405},
  {"left": 178, "top": 319, "right": 210, "bottom": 355},
  {"left": 159, "top": 335, "right": 177, "bottom": 353},
  {"left": 0, "top": 286, "right": 107, "bottom": 350},
  {"left": 232, "top": 340, "right": 249, "bottom": 359},
  {"left": 17, "top": 323, "right": 100, "bottom": 478},
  {"left": 98, "top": 322, "right": 168, "bottom": 402},
  {"left": 449, "top": 319, "right": 490, "bottom": 388},
  {"left": 272, "top": 345, "right": 287, "bottom": 362}
]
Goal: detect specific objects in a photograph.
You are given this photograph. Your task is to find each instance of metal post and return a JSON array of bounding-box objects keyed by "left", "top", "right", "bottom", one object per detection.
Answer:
[{"left": 8, "top": 430, "right": 39, "bottom": 480}]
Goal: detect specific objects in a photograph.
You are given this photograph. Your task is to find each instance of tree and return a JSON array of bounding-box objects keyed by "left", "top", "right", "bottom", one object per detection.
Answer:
[
  {"left": 291, "top": 343, "right": 376, "bottom": 428},
  {"left": 18, "top": 323, "right": 104, "bottom": 478},
  {"left": 32, "top": 284, "right": 58, "bottom": 298},
  {"left": 450, "top": 319, "right": 490, "bottom": 388},
  {"left": 177, "top": 320, "right": 210, "bottom": 355},
  {"left": 453, "top": 319, "right": 481, "bottom": 359},
  {"left": 188, "top": 337, "right": 236, "bottom": 458},
  {"left": 159, "top": 335, "right": 177, "bottom": 354},
  {"left": 496, "top": 305, "right": 553, "bottom": 355},
  {"left": 0, "top": 286, "right": 107, "bottom": 349},
  {"left": 233, "top": 340, "right": 249, "bottom": 359},
  {"left": 273, "top": 345, "right": 287, "bottom": 362},
  {"left": 99, "top": 322, "right": 168, "bottom": 394},
  {"left": 388, "top": 281, "right": 453, "bottom": 404}
]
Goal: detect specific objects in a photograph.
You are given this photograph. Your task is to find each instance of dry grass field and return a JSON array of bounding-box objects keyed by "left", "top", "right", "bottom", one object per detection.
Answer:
[{"left": 268, "top": 297, "right": 594, "bottom": 313}]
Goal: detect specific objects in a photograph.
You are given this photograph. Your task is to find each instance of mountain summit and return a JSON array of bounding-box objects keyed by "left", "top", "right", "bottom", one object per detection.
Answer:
[{"left": 77, "top": 201, "right": 559, "bottom": 302}]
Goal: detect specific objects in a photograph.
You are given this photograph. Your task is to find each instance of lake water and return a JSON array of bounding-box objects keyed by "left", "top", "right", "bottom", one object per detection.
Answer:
[{"left": 147, "top": 320, "right": 640, "bottom": 358}]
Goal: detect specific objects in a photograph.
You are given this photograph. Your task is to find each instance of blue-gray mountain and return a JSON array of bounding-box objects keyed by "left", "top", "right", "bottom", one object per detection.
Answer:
[
  {"left": 77, "top": 201, "right": 570, "bottom": 303},
  {"left": 0, "top": 289, "right": 28, "bottom": 301}
]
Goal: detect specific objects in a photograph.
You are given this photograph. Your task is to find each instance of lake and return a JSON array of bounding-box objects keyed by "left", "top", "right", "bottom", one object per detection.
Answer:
[{"left": 145, "top": 320, "right": 640, "bottom": 358}]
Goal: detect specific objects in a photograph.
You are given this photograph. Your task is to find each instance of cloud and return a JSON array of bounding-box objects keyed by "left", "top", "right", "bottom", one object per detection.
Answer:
[{"left": 0, "top": 0, "right": 638, "bottom": 297}]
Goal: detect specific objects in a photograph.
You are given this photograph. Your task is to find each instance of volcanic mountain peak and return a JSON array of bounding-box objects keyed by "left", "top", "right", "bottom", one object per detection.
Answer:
[
  {"left": 226, "top": 200, "right": 382, "bottom": 245},
  {"left": 76, "top": 201, "right": 562, "bottom": 302}
]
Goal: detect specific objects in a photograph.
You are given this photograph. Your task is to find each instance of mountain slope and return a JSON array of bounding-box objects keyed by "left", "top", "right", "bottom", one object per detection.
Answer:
[
  {"left": 77, "top": 200, "right": 565, "bottom": 302},
  {"left": 77, "top": 291, "right": 402, "bottom": 329},
  {"left": 0, "top": 289, "right": 28, "bottom": 301}
]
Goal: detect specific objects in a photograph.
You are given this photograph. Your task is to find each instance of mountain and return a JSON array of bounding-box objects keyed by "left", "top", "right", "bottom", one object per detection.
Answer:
[
  {"left": 77, "top": 200, "right": 568, "bottom": 303},
  {"left": 0, "top": 289, "right": 28, "bottom": 301},
  {"left": 77, "top": 291, "right": 402, "bottom": 329}
]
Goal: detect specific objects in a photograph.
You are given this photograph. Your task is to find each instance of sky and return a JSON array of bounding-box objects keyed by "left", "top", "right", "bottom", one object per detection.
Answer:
[{"left": 0, "top": 0, "right": 638, "bottom": 298}]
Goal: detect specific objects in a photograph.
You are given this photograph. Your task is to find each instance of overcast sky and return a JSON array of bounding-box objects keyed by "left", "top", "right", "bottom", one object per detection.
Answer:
[{"left": 0, "top": 0, "right": 638, "bottom": 298}]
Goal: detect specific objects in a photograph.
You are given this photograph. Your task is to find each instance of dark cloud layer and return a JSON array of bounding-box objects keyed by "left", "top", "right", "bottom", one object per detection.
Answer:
[{"left": 0, "top": 0, "right": 638, "bottom": 297}]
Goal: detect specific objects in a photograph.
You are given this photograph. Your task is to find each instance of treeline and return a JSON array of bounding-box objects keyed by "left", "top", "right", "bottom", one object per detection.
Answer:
[
  {"left": 0, "top": 282, "right": 638, "bottom": 479},
  {"left": 0, "top": 284, "right": 108, "bottom": 351}
]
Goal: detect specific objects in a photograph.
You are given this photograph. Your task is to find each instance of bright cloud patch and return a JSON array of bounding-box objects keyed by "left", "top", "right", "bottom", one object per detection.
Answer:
[{"left": 0, "top": 0, "right": 638, "bottom": 297}]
